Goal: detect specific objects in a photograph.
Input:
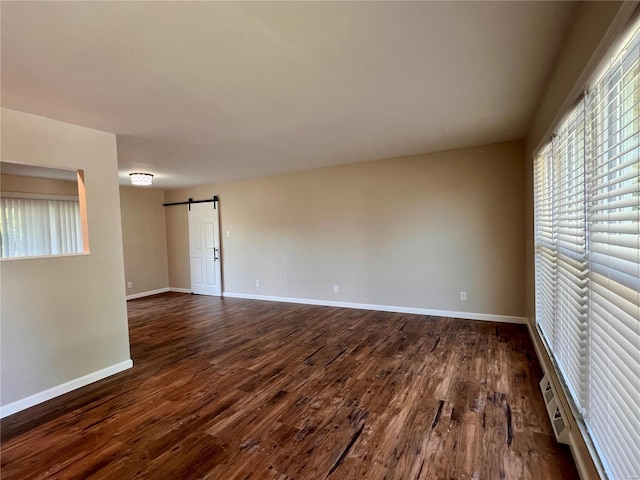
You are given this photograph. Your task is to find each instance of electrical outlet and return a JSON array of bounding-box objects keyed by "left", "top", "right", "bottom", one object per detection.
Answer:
[
  {"left": 460, "top": 291, "right": 467, "bottom": 301},
  {"left": 226, "top": 230, "right": 230, "bottom": 238},
  {"left": 255, "top": 280, "right": 260, "bottom": 288},
  {"left": 333, "top": 284, "right": 339, "bottom": 293},
  {"left": 127, "top": 282, "right": 132, "bottom": 289}
]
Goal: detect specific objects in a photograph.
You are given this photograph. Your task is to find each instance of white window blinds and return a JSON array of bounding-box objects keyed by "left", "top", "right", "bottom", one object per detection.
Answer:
[
  {"left": 586, "top": 25, "right": 640, "bottom": 480},
  {"left": 535, "top": 144, "right": 557, "bottom": 349},
  {"left": 554, "top": 102, "right": 589, "bottom": 414},
  {"left": 0, "top": 197, "right": 83, "bottom": 258},
  {"left": 534, "top": 20, "right": 640, "bottom": 480}
]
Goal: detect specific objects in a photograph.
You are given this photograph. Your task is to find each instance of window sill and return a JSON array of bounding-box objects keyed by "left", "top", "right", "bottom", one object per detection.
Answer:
[{"left": 0, "top": 252, "right": 90, "bottom": 262}]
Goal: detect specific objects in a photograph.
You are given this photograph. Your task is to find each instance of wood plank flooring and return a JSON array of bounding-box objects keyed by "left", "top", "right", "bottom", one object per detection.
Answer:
[{"left": 1, "top": 293, "right": 579, "bottom": 479}]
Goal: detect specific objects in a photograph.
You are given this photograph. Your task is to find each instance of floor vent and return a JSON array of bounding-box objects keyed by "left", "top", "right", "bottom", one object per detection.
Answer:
[{"left": 539, "top": 375, "right": 570, "bottom": 445}]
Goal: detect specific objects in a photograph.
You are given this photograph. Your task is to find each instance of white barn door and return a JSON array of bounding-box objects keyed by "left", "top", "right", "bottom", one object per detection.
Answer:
[{"left": 188, "top": 201, "right": 221, "bottom": 296}]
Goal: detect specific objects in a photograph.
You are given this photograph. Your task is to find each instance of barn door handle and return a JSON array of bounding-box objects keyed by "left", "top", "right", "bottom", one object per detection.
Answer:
[{"left": 214, "top": 247, "right": 219, "bottom": 261}]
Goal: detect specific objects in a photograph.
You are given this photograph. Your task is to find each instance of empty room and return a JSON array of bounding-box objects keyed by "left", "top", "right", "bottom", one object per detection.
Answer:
[{"left": 0, "top": 2, "right": 638, "bottom": 480}]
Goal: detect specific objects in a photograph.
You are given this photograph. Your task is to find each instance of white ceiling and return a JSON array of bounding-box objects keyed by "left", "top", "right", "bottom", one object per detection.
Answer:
[{"left": 1, "top": 1, "right": 577, "bottom": 189}]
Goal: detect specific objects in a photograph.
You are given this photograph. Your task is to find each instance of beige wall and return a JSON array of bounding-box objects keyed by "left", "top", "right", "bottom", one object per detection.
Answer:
[
  {"left": 166, "top": 140, "right": 526, "bottom": 318},
  {"left": 0, "top": 108, "right": 131, "bottom": 408},
  {"left": 165, "top": 197, "right": 190, "bottom": 289},
  {"left": 119, "top": 186, "right": 169, "bottom": 296},
  {"left": 524, "top": 3, "right": 634, "bottom": 479},
  {"left": 1, "top": 174, "right": 78, "bottom": 196}
]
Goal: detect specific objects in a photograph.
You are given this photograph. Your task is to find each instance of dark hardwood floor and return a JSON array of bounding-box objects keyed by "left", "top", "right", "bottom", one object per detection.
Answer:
[{"left": 1, "top": 293, "right": 579, "bottom": 479}]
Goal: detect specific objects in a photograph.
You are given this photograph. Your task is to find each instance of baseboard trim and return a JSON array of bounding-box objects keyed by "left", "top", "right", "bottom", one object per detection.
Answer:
[
  {"left": 0, "top": 359, "right": 133, "bottom": 419},
  {"left": 126, "top": 287, "right": 170, "bottom": 300},
  {"left": 222, "top": 292, "right": 527, "bottom": 324},
  {"left": 169, "top": 287, "right": 191, "bottom": 294}
]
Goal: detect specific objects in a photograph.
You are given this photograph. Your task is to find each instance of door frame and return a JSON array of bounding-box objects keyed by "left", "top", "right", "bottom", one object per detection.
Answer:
[{"left": 187, "top": 198, "right": 222, "bottom": 296}]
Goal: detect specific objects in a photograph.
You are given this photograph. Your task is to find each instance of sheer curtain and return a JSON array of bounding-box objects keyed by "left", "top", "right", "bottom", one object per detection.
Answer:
[{"left": 0, "top": 197, "right": 83, "bottom": 258}]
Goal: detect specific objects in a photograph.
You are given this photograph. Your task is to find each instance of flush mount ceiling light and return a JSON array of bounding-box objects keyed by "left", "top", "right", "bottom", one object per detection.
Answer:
[{"left": 129, "top": 172, "right": 153, "bottom": 186}]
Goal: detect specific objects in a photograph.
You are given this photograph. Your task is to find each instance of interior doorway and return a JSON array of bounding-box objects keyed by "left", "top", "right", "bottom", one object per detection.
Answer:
[{"left": 188, "top": 201, "right": 221, "bottom": 296}]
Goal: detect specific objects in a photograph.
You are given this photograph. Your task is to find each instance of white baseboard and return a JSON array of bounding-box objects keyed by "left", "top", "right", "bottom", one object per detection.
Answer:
[
  {"left": 222, "top": 292, "right": 527, "bottom": 324},
  {"left": 126, "top": 287, "right": 193, "bottom": 300},
  {"left": 0, "top": 359, "right": 133, "bottom": 419},
  {"left": 169, "top": 287, "right": 191, "bottom": 294},
  {"left": 126, "top": 287, "right": 170, "bottom": 300}
]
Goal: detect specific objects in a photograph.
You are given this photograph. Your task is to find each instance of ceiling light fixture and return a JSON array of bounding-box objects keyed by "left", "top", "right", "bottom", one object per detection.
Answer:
[{"left": 129, "top": 172, "right": 154, "bottom": 186}]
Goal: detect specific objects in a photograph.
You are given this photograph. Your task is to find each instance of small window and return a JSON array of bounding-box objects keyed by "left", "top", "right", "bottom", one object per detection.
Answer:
[{"left": 0, "top": 162, "right": 89, "bottom": 259}]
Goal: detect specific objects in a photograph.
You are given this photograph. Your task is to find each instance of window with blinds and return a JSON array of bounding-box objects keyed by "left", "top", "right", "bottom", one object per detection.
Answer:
[
  {"left": 534, "top": 144, "right": 557, "bottom": 349},
  {"left": 533, "top": 19, "right": 640, "bottom": 480},
  {"left": 0, "top": 197, "right": 84, "bottom": 258},
  {"left": 554, "top": 102, "right": 589, "bottom": 414}
]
